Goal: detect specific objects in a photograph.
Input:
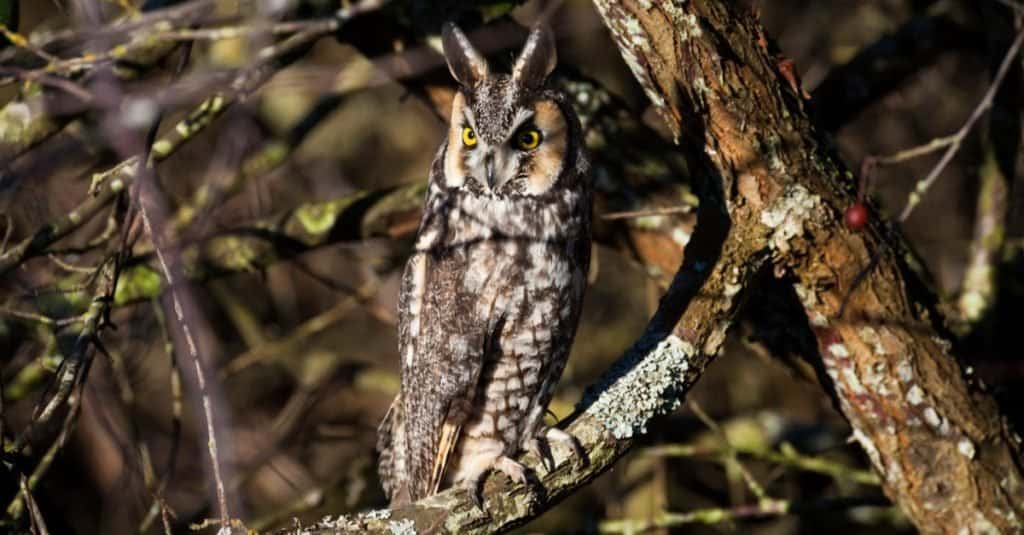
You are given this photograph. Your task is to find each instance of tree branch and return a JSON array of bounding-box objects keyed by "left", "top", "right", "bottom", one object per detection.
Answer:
[{"left": 593, "top": 1, "right": 1024, "bottom": 533}]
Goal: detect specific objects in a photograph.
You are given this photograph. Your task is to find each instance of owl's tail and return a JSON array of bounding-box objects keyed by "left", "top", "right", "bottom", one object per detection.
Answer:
[{"left": 376, "top": 394, "right": 412, "bottom": 506}]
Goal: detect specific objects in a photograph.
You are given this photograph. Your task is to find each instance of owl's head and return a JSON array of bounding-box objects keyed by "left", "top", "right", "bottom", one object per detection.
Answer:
[{"left": 441, "top": 23, "right": 573, "bottom": 197}]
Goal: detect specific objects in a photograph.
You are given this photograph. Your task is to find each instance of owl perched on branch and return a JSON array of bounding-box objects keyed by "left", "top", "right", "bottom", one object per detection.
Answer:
[{"left": 376, "top": 23, "right": 592, "bottom": 506}]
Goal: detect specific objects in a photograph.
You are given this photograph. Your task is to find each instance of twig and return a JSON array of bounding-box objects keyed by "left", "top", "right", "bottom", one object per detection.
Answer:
[
  {"left": 104, "top": 345, "right": 171, "bottom": 531},
  {"left": 9, "top": 259, "right": 117, "bottom": 454},
  {"left": 138, "top": 299, "right": 184, "bottom": 535},
  {"left": 221, "top": 283, "right": 377, "bottom": 378},
  {"left": 646, "top": 441, "right": 879, "bottom": 486},
  {"left": 881, "top": 26, "right": 1024, "bottom": 222},
  {"left": 688, "top": 401, "right": 769, "bottom": 502},
  {"left": 601, "top": 206, "right": 694, "bottom": 220},
  {"left": 137, "top": 161, "right": 234, "bottom": 532},
  {"left": 0, "top": 12, "right": 333, "bottom": 276},
  {"left": 598, "top": 496, "right": 890, "bottom": 533},
  {"left": 119, "top": 35, "right": 237, "bottom": 531},
  {"left": 0, "top": 24, "right": 60, "bottom": 63},
  {"left": 7, "top": 389, "right": 85, "bottom": 520},
  {"left": 156, "top": 18, "right": 342, "bottom": 42},
  {"left": 0, "top": 67, "right": 94, "bottom": 102},
  {"left": 1, "top": 214, "right": 12, "bottom": 255},
  {"left": 20, "top": 475, "right": 50, "bottom": 535},
  {"left": 0, "top": 173, "right": 127, "bottom": 278}
]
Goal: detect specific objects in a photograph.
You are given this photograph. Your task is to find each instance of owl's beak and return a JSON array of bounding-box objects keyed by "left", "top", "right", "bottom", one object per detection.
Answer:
[{"left": 484, "top": 154, "right": 497, "bottom": 190}]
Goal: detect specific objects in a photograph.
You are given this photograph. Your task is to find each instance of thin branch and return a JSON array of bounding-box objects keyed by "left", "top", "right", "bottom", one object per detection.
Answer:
[
  {"left": 6, "top": 389, "right": 86, "bottom": 520},
  {"left": 19, "top": 475, "right": 50, "bottom": 535},
  {"left": 137, "top": 155, "right": 234, "bottom": 532},
  {"left": 645, "top": 441, "right": 880, "bottom": 486},
  {"left": 9, "top": 259, "right": 117, "bottom": 454},
  {"left": 688, "top": 401, "right": 769, "bottom": 502},
  {"left": 601, "top": 206, "right": 694, "bottom": 220},
  {"left": 598, "top": 496, "right": 890, "bottom": 533},
  {"left": 886, "top": 25, "right": 1024, "bottom": 221}
]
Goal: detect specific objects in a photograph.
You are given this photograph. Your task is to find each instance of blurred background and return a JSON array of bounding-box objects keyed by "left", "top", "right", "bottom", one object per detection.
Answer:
[{"left": 0, "top": 0, "right": 1021, "bottom": 533}]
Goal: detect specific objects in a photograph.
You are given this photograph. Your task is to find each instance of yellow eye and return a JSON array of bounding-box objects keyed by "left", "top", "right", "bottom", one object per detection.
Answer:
[
  {"left": 462, "top": 126, "right": 477, "bottom": 147},
  {"left": 515, "top": 128, "right": 541, "bottom": 150}
]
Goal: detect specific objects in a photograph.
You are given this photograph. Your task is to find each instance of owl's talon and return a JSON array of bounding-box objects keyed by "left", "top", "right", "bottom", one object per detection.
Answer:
[
  {"left": 465, "top": 455, "right": 541, "bottom": 509},
  {"left": 525, "top": 437, "right": 557, "bottom": 474},
  {"left": 541, "top": 426, "right": 589, "bottom": 469},
  {"left": 468, "top": 479, "right": 486, "bottom": 510}
]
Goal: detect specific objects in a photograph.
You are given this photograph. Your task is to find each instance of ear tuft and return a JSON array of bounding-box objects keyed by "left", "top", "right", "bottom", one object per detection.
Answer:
[
  {"left": 512, "top": 24, "right": 557, "bottom": 89},
  {"left": 442, "top": 23, "right": 489, "bottom": 88}
]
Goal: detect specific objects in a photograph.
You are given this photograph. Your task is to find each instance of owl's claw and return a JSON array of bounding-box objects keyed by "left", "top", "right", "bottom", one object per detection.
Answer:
[
  {"left": 525, "top": 437, "right": 557, "bottom": 474},
  {"left": 528, "top": 426, "right": 588, "bottom": 472},
  {"left": 466, "top": 455, "right": 541, "bottom": 509}
]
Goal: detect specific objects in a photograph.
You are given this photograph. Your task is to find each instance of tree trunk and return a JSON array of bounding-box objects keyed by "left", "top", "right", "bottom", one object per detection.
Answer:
[{"left": 592, "top": 1, "right": 1024, "bottom": 533}]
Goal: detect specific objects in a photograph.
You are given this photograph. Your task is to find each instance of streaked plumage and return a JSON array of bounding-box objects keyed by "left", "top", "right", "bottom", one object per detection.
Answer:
[{"left": 377, "top": 23, "right": 591, "bottom": 506}]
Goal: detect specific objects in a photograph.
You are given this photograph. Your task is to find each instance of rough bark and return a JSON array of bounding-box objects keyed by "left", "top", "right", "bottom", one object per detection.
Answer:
[{"left": 593, "top": 1, "right": 1023, "bottom": 533}]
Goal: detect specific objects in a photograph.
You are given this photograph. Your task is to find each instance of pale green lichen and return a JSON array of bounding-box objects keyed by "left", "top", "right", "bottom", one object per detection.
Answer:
[
  {"left": 364, "top": 510, "right": 391, "bottom": 521},
  {"left": 582, "top": 333, "right": 697, "bottom": 439},
  {"left": 906, "top": 385, "right": 925, "bottom": 405},
  {"left": 957, "top": 438, "right": 976, "bottom": 460},
  {"left": 922, "top": 406, "right": 950, "bottom": 435},
  {"left": 672, "top": 228, "right": 691, "bottom": 247},
  {"left": 760, "top": 184, "right": 822, "bottom": 253},
  {"left": 897, "top": 360, "right": 914, "bottom": 383},
  {"left": 959, "top": 290, "right": 987, "bottom": 322},
  {"left": 723, "top": 267, "right": 741, "bottom": 298},
  {"left": 680, "top": 13, "right": 702, "bottom": 40},
  {"left": 663, "top": 2, "right": 700, "bottom": 40},
  {"left": 762, "top": 134, "right": 788, "bottom": 175},
  {"left": 858, "top": 326, "right": 889, "bottom": 356},
  {"left": 387, "top": 518, "right": 416, "bottom": 535}
]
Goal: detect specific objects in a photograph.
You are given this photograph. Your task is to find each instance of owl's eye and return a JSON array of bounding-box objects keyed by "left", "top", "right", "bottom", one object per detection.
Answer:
[
  {"left": 515, "top": 128, "right": 541, "bottom": 150},
  {"left": 462, "top": 126, "right": 477, "bottom": 147}
]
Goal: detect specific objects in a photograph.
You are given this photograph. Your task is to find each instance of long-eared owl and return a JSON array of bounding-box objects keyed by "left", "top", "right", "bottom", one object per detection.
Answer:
[{"left": 376, "top": 23, "right": 592, "bottom": 506}]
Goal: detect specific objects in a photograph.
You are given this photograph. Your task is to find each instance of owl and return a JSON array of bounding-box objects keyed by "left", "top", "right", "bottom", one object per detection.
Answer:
[{"left": 376, "top": 23, "right": 592, "bottom": 507}]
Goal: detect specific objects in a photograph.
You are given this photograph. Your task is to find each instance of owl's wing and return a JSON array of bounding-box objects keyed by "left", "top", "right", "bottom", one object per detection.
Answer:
[{"left": 394, "top": 240, "right": 489, "bottom": 503}]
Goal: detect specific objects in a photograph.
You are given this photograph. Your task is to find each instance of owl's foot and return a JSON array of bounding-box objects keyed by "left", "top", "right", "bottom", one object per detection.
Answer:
[
  {"left": 467, "top": 455, "right": 542, "bottom": 509},
  {"left": 525, "top": 426, "right": 588, "bottom": 475}
]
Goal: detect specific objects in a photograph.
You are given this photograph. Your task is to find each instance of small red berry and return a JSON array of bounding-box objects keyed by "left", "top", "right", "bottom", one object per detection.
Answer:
[{"left": 844, "top": 202, "right": 869, "bottom": 230}]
